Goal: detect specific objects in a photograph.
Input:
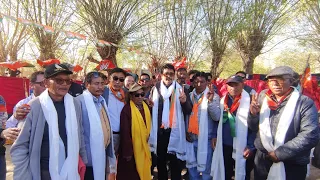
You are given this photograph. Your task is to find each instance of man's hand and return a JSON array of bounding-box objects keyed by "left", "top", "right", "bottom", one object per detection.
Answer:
[
  {"left": 267, "top": 151, "right": 279, "bottom": 163},
  {"left": 243, "top": 147, "right": 252, "bottom": 159},
  {"left": 144, "top": 98, "right": 154, "bottom": 107},
  {"left": 207, "top": 84, "right": 214, "bottom": 102},
  {"left": 250, "top": 94, "right": 260, "bottom": 116},
  {"left": 179, "top": 86, "right": 187, "bottom": 103},
  {"left": 211, "top": 138, "right": 217, "bottom": 149},
  {"left": 186, "top": 133, "right": 193, "bottom": 142},
  {"left": 1, "top": 128, "right": 21, "bottom": 141},
  {"left": 14, "top": 104, "right": 30, "bottom": 120}
]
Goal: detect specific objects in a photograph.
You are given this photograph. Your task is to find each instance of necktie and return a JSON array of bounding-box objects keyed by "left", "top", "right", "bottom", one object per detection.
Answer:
[{"left": 100, "top": 106, "right": 111, "bottom": 147}]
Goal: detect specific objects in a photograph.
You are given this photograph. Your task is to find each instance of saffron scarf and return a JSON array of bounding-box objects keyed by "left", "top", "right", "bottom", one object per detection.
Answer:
[
  {"left": 187, "top": 92, "right": 204, "bottom": 135},
  {"left": 211, "top": 90, "right": 250, "bottom": 180},
  {"left": 130, "top": 101, "right": 151, "bottom": 180},
  {"left": 223, "top": 95, "right": 241, "bottom": 137},
  {"left": 265, "top": 88, "right": 293, "bottom": 110},
  {"left": 259, "top": 88, "right": 300, "bottom": 180},
  {"left": 149, "top": 81, "right": 186, "bottom": 160},
  {"left": 110, "top": 86, "right": 125, "bottom": 103},
  {"left": 186, "top": 87, "right": 209, "bottom": 172}
]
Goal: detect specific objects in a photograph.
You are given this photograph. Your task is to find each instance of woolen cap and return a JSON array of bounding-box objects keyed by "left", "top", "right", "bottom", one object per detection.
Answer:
[
  {"left": 226, "top": 75, "right": 244, "bottom": 84},
  {"left": 266, "top": 66, "right": 294, "bottom": 79},
  {"left": 44, "top": 64, "right": 73, "bottom": 78},
  {"left": 128, "top": 83, "right": 142, "bottom": 92}
]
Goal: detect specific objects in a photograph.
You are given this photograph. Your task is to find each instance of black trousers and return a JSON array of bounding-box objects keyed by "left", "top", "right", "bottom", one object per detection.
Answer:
[
  {"left": 84, "top": 166, "right": 94, "bottom": 180},
  {"left": 254, "top": 150, "right": 307, "bottom": 180},
  {"left": 223, "top": 145, "right": 255, "bottom": 180},
  {"left": 157, "top": 128, "right": 183, "bottom": 180}
]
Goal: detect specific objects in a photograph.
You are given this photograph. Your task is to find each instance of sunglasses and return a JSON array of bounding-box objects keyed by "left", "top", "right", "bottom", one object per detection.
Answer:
[
  {"left": 140, "top": 78, "right": 150, "bottom": 82},
  {"left": 134, "top": 92, "right": 145, "bottom": 97},
  {"left": 112, "top": 76, "right": 125, "bottom": 82},
  {"left": 51, "top": 78, "right": 72, "bottom": 85},
  {"left": 33, "top": 81, "right": 45, "bottom": 87}
]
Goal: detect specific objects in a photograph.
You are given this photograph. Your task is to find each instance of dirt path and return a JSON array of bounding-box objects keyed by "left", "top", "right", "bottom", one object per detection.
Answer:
[{"left": 5, "top": 145, "right": 320, "bottom": 180}]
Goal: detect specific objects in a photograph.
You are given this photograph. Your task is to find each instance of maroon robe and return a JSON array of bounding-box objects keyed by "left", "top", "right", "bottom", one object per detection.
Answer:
[{"left": 117, "top": 103, "right": 148, "bottom": 180}]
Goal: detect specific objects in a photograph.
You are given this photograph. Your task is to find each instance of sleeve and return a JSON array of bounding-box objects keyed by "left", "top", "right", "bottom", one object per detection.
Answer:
[
  {"left": 181, "top": 87, "right": 193, "bottom": 116},
  {"left": 0, "top": 96, "right": 8, "bottom": 128},
  {"left": 76, "top": 100, "right": 88, "bottom": 164},
  {"left": 275, "top": 98, "right": 320, "bottom": 161},
  {"left": 0, "top": 127, "right": 5, "bottom": 146},
  {"left": 6, "top": 99, "right": 27, "bottom": 128},
  {"left": 246, "top": 128, "right": 256, "bottom": 151},
  {"left": 247, "top": 92, "right": 264, "bottom": 132},
  {"left": 10, "top": 108, "right": 32, "bottom": 179},
  {"left": 120, "top": 106, "right": 134, "bottom": 157},
  {"left": 208, "top": 92, "right": 221, "bottom": 122}
]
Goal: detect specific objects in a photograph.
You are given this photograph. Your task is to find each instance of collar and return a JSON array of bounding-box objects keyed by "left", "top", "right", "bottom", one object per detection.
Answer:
[{"left": 92, "top": 95, "right": 105, "bottom": 104}]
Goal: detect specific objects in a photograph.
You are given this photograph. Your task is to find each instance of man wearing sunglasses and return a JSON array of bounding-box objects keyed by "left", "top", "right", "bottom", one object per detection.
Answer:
[
  {"left": 248, "top": 66, "right": 319, "bottom": 180},
  {"left": 6, "top": 71, "right": 46, "bottom": 131},
  {"left": 11, "top": 64, "right": 87, "bottom": 180},
  {"left": 76, "top": 72, "right": 116, "bottom": 180}
]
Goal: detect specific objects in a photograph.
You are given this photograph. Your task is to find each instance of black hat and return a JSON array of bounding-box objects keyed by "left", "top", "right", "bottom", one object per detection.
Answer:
[
  {"left": 44, "top": 64, "right": 73, "bottom": 78},
  {"left": 226, "top": 75, "right": 244, "bottom": 84},
  {"left": 266, "top": 66, "right": 294, "bottom": 79}
]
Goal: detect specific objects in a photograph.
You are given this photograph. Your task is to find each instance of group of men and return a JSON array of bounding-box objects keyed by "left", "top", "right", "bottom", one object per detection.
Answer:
[{"left": 0, "top": 63, "right": 319, "bottom": 180}]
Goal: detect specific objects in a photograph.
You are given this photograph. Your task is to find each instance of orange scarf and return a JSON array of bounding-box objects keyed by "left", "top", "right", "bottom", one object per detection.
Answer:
[
  {"left": 161, "top": 90, "right": 176, "bottom": 128},
  {"left": 224, "top": 94, "right": 241, "bottom": 114},
  {"left": 110, "top": 87, "right": 125, "bottom": 103},
  {"left": 188, "top": 94, "right": 204, "bottom": 135},
  {"left": 265, "top": 88, "right": 293, "bottom": 110}
]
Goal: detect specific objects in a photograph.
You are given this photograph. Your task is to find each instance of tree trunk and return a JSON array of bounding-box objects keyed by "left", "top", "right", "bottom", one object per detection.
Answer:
[
  {"left": 96, "top": 46, "right": 118, "bottom": 66},
  {"left": 242, "top": 55, "right": 254, "bottom": 74},
  {"left": 210, "top": 52, "right": 223, "bottom": 79}
]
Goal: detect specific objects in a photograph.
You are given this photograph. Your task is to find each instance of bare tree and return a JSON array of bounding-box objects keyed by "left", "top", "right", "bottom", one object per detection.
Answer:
[
  {"left": 302, "top": 1, "right": 320, "bottom": 51},
  {"left": 166, "top": 0, "right": 205, "bottom": 65},
  {"left": 235, "top": 0, "right": 299, "bottom": 74},
  {"left": 0, "top": 1, "right": 30, "bottom": 62},
  {"left": 202, "top": 0, "right": 243, "bottom": 78},
  {"left": 19, "top": 0, "right": 75, "bottom": 60},
  {"left": 76, "top": 0, "right": 159, "bottom": 66}
]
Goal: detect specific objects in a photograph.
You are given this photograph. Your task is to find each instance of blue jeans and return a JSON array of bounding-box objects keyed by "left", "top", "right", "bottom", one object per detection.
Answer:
[{"left": 188, "top": 140, "right": 213, "bottom": 180}]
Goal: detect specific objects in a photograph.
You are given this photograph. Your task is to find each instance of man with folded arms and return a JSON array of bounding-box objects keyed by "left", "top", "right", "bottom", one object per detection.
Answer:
[
  {"left": 76, "top": 71, "right": 116, "bottom": 179},
  {"left": 248, "top": 66, "right": 319, "bottom": 180},
  {"left": 11, "top": 64, "right": 87, "bottom": 180}
]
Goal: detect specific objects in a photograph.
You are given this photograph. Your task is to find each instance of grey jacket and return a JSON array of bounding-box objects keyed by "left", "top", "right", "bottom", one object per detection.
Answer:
[
  {"left": 248, "top": 90, "right": 320, "bottom": 165},
  {"left": 10, "top": 97, "right": 87, "bottom": 180}
]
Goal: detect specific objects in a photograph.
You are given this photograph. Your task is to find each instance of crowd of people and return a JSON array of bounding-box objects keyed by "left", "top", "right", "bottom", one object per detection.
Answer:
[{"left": 0, "top": 63, "right": 319, "bottom": 180}]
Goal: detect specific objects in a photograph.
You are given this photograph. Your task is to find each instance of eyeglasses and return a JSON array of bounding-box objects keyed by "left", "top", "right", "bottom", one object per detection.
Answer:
[
  {"left": 140, "top": 78, "right": 150, "bottom": 82},
  {"left": 112, "top": 76, "right": 125, "bottom": 82},
  {"left": 163, "top": 72, "right": 175, "bottom": 77},
  {"left": 134, "top": 92, "right": 145, "bottom": 97},
  {"left": 33, "top": 81, "right": 45, "bottom": 87},
  {"left": 51, "top": 78, "right": 72, "bottom": 85}
]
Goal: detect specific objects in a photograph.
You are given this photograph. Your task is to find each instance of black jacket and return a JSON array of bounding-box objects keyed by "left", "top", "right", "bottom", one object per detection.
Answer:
[{"left": 248, "top": 91, "right": 320, "bottom": 165}]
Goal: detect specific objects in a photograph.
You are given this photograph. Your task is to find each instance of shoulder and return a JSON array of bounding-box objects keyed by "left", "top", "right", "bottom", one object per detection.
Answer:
[
  {"left": 298, "top": 95, "right": 316, "bottom": 109},
  {"left": 121, "top": 103, "right": 131, "bottom": 115}
]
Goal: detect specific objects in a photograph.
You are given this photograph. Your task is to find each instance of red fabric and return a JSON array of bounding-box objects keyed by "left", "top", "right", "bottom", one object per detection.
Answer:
[
  {"left": 73, "top": 65, "right": 83, "bottom": 72},
  {"left": 0, "top": 61, "right": 34, "bottom": 70},
  {"left": 78, "top": 156, "right": 86, "bottom": 180},
  {"left": 37, "top": 59, "right": 61, "bottom": 67},
  {"left": 0, "top": 76, "right": 29, "bottom": 114},
  {"left": 95, "top": 59, "right": 116, "bottom": 71}
]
